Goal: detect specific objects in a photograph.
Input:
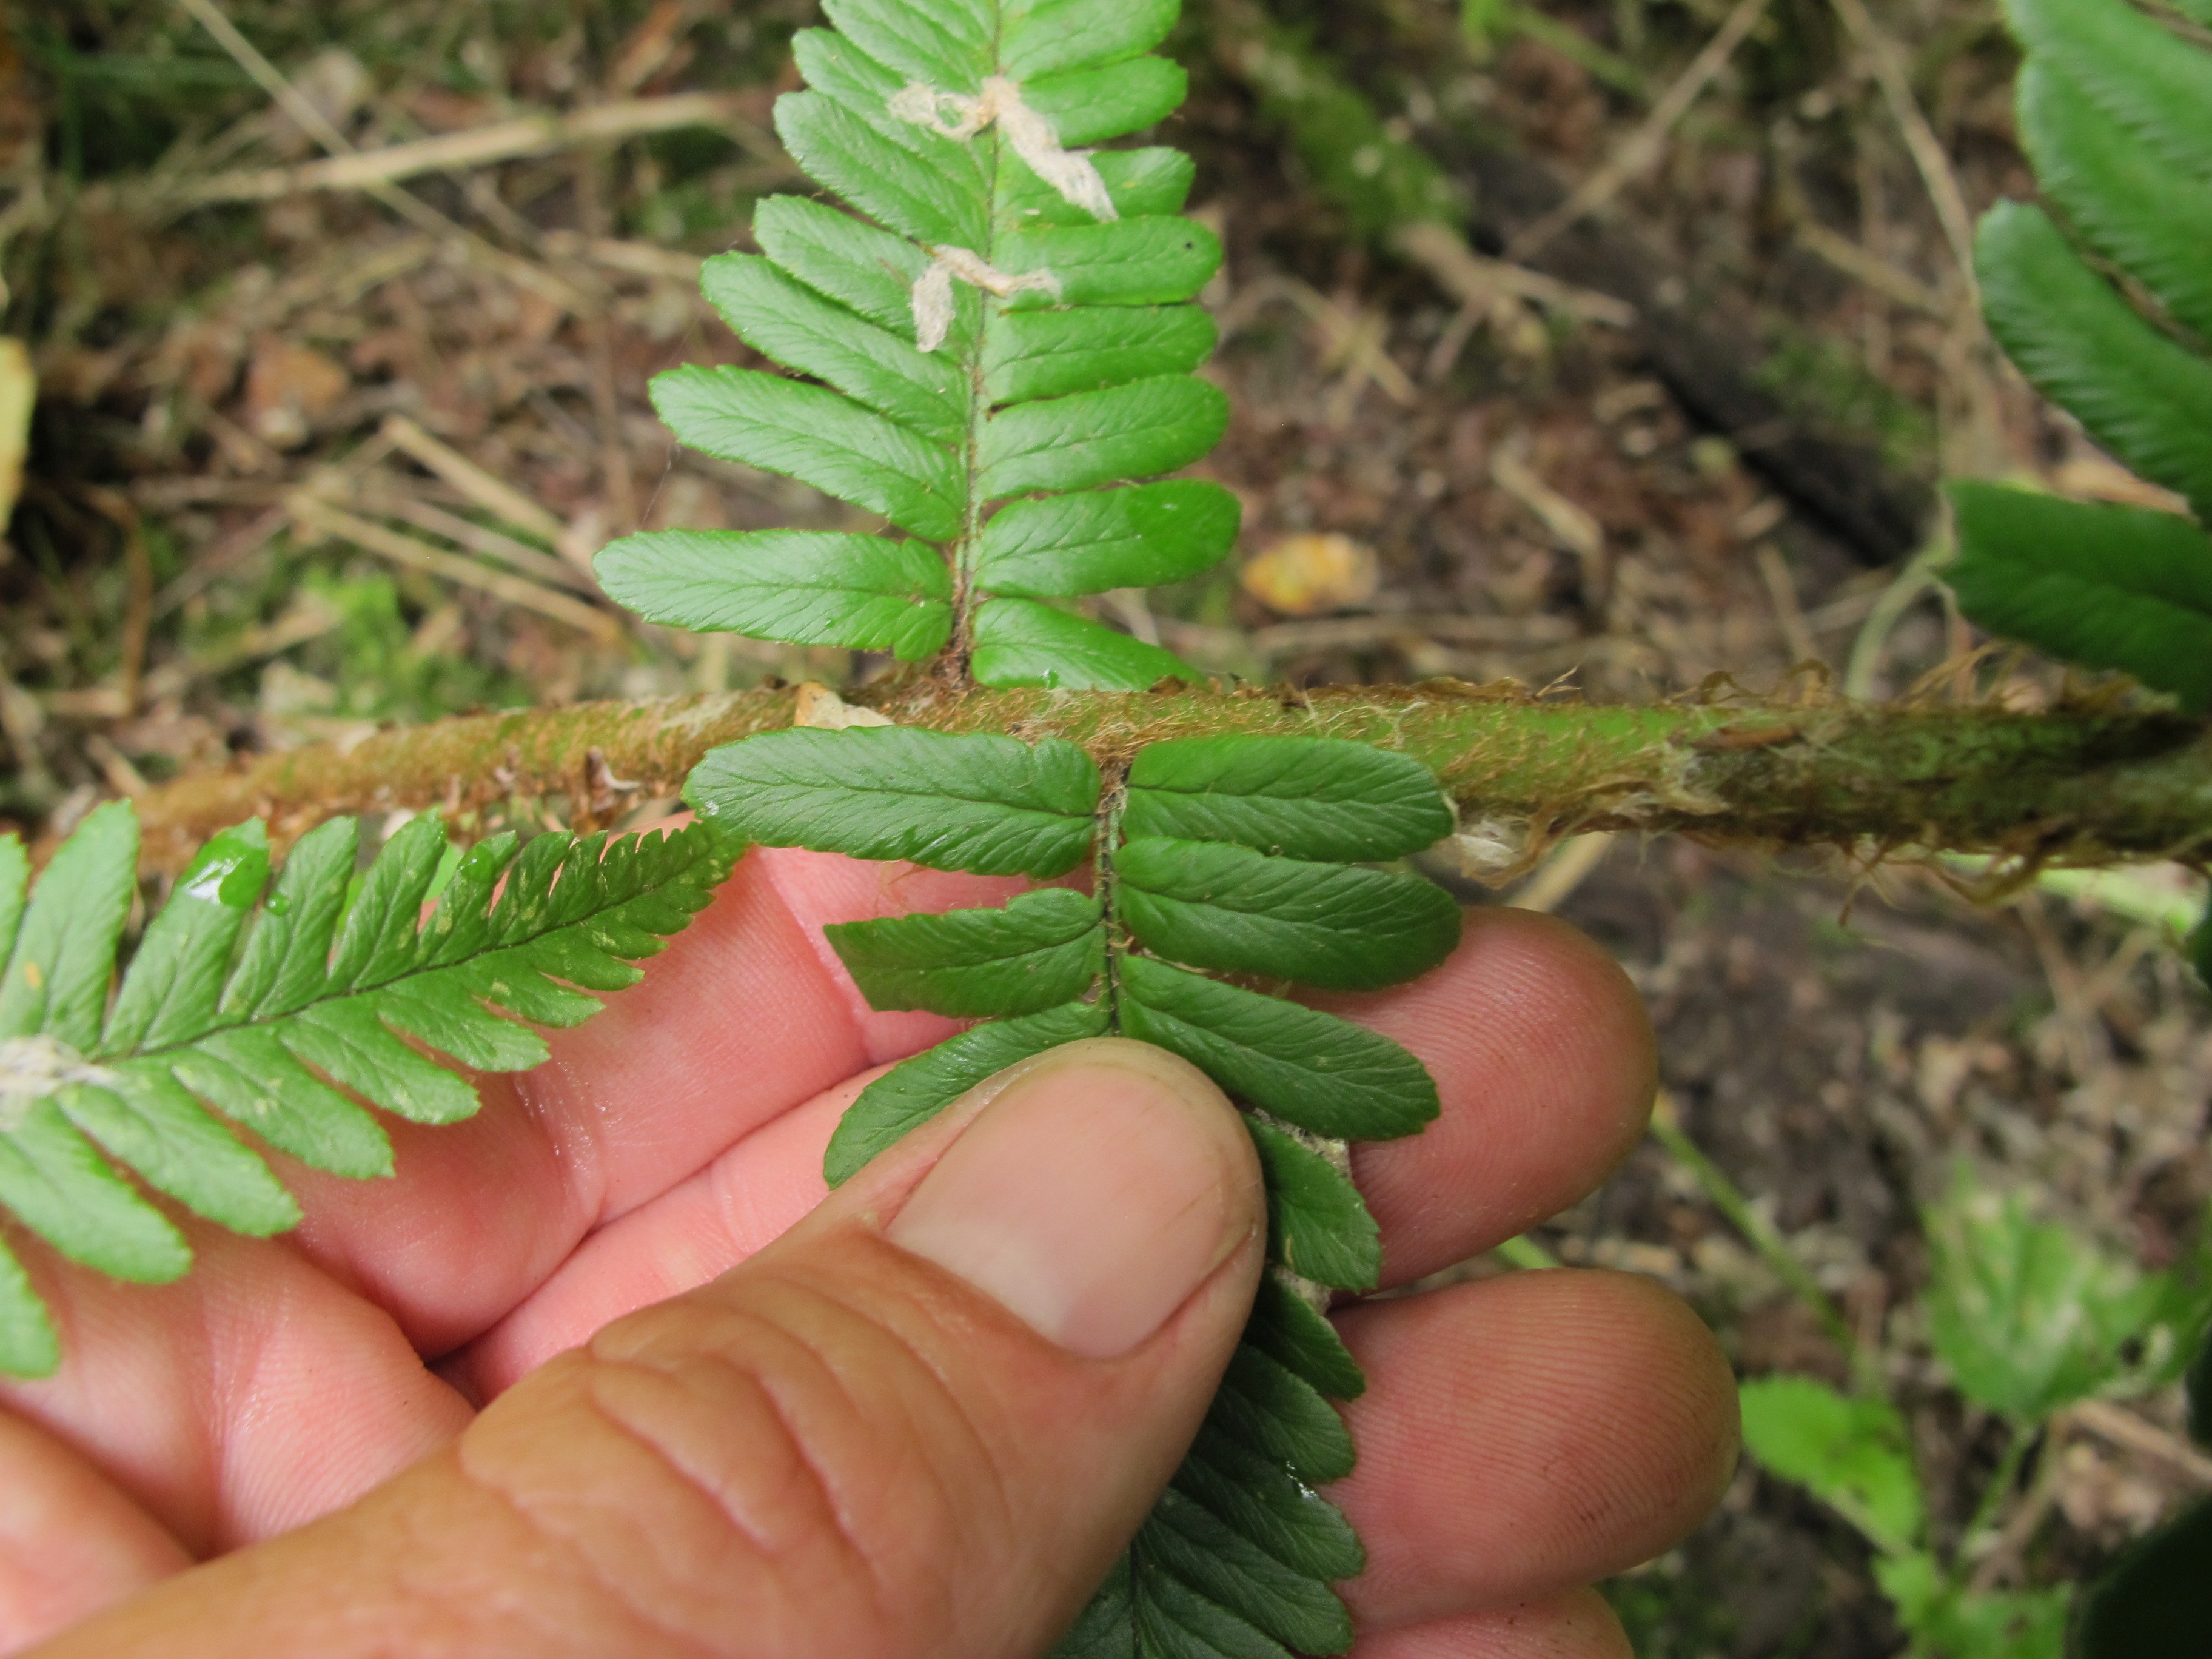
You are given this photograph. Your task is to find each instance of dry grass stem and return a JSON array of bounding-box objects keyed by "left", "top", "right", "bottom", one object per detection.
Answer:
[
  {"left": 176, "top": 96, "right": 769, "bottom": 207},
  {"left": 286, "top": 495, "right": 621, "bottom": 642}
]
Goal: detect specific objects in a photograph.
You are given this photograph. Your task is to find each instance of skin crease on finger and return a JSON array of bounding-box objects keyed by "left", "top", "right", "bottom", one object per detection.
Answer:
[{"left": 0, "top": 846, "right": 1720, "bottom": 1654}]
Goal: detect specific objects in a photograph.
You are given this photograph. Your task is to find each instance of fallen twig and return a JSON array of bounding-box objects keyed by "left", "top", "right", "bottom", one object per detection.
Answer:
[
  {"left": 287, "top": 494, "right": 623, "bottom": 643},
  {"left": 176, "top": 95, "right": 772, "bottom": 207},
  {"left": 1506, "top": 0, "right": 1774, "bottom": 263}
]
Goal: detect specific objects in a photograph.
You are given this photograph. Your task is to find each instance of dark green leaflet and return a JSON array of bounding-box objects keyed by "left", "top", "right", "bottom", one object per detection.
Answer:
[
  {"left": 779, "top": 723, "right": 1461, "bottom": 1656},
  {"left": 1124, "top": 737, "right": 1453, "bottom": 862},
  {"left": 686, "top": 727, "right": 1101, "bottom": 879},
  {"left": 1948, "top": 483, "right": 2212, "bottom": 713},
  {"left": 823, "top": 1000, "right": 1113, "bottom": 1185},
  {"left": 1117, "top": 957, "right": 1439, "bottom": 1141},
  {"left": 1946, "top": 0, "right": 2212, "bottom": 725},
  {"left": 1976, "top": 203, "right": 2212, "bottom": 523},
  {"left": 1116, "top": 839, "right": 1463, "bottom": 993},
  {"left": 826, "top": 889, "right": 1105, "bottom": 1017},
  {"left": 0, "top": 808, "right": 736, "bottom": 1379}
]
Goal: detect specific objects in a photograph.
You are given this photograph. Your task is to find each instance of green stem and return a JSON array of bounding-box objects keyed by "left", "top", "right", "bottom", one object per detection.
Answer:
[
  {"left": 1954, "top": 1420, "right": 2035, "bottom": 1580},
  {"left": 121, "top": 679, "right": 2212, "bottom": 873},
  {"left": 1647, "top": 1098, "right": 1866, "bottom": 1379},
  {"left": 1493, "top": 1234, "right": 1561, "bottom": 1270}
]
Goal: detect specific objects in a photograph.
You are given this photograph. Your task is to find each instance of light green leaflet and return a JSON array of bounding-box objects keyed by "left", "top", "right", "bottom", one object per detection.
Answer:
[
  {"left": 716, "top": 721, "right": 1461, "bottom": 1658},
  {"left": 1739, "top": 1376, "right": 1923, "bottom": 1556},
  {"left": 595, "top": 0, "right": 1242, "bottom": 691},
  {"left": 0, "top": 803, "right": 734, "bottom": 1378}
]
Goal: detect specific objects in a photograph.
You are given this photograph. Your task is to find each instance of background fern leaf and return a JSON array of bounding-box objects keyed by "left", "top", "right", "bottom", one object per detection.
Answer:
[
  {"left": 595, "top": 0, "right": 1240, "bottom": 688},
  {"left": 0, "top": 807, "right": 734, "bottom": 1378},
  {"left": 1949, "top": 0, "right": 2212, "bottom": 705}
]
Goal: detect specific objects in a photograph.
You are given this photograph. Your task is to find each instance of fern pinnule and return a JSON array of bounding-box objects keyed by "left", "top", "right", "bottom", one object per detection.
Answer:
[{"left": 0, "top": 802, "right": 735, "bottom": 1378}]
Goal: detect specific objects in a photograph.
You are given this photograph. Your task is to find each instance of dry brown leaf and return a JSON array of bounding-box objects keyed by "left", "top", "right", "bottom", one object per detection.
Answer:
[
  {"left": 1239, "top": 532, "right": 1380, "bottom": 617},
  {"left": 244, "top": 337, "right": 351, "bottom": 449}
]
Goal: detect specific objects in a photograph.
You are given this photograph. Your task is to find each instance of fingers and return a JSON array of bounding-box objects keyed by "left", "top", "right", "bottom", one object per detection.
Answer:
[
  {"left": 448, "top": 1075, "right": 856, "bottom": 1401},
  {"left": 457, "top": 904, "right": 1659, "bottom": 1392},
  {"left": 0, "top": 1411, "right": 190, "bottom": 1652},
  {"left": 1355, "top": 1590, "right": 1632, "bottom": 1658},
  {"left": 1334, "top": 1270, "right": 1738, "bottom": 1632},
  {"left": 39, "top": 1041, "right": 1269, "bottom": 1659},
  {"left": 0, "top": 1229, "right": 472, "bottom": 1557},
  {"left": 1326, "top": 909, "right": 1657, "bottom": 1287}
]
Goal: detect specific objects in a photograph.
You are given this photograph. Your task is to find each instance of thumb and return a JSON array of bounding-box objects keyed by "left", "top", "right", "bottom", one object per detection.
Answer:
[{"left": 48, "top": 1039, "right": 1267, "bottom": 1659}]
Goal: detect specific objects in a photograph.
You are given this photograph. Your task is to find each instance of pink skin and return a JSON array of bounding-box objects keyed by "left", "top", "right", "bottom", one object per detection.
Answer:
[{"left": 0, "top": 839, "right": 1735, "bottom": 1655}]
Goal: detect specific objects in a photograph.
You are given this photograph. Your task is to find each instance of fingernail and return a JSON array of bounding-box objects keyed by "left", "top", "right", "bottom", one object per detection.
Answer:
[{"left": 886, "top": 1038, "right": 1258, "bottom": 1359}]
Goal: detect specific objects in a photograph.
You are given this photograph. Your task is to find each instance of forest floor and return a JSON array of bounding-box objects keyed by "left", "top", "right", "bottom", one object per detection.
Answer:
[{"left": 3, "top": 1, "right": 2209, "bottom": 1653}]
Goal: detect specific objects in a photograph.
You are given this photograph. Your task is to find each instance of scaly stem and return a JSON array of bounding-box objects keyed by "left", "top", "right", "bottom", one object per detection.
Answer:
[{"left": 119, "top": 678, "right": 2212, "bottom": 874}]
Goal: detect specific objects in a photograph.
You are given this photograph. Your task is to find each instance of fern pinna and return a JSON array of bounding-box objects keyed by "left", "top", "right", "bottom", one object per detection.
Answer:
[
  {"left": 1943, "top": 0, "right": 2212, "bottom": 712},
  {"left": 595, "top": 0, "right": 1233, "bottom": 688},
  {"left": 0, "top": 805, "right": 733, "bottom": 1378},
  {"left": 585, "top": 1, "right": 1461, "bottom": 1652},
  {"left": 691, "top": 728, "right": 1451, "bottom": 1659}
]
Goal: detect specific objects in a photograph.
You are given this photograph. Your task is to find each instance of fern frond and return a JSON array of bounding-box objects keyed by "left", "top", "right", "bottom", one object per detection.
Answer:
[
  {"left": 0, "top": 803, "right": 735, "bottom": 1377},
  {"left": 706, "top": 725, "right": 1457, "bottom": 1657},
  {"left": 594, "top": 0, "right": 1239, "bottom": 688}
]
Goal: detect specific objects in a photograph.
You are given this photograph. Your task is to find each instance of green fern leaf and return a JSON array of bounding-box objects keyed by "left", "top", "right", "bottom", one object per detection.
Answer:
[
  {"left": 1948, "top": 482, "right": 2212, "bottom": 711},
  {"left": 1977, "top": 201, "right": 2212, "bottom": 522},
  {"left": 1205, "top": 1344, "right": 1356, "bottom": 1484},
  {"left": 786, "top": 730, "right": 1463, "bottom": 1653},
  {"left": 2002, "top": 0, "right": 2212, "bottom": 187},
  {"left": 0, "top": 808, "right": 734, "bottom": 1378},
  {"left": 825, "top": 890, "right": 1105, "bottom": 1017},
  {"left": 1116, "top": 839, "right": 1463, "bottom": 992},
  {"left": 1245, "top": 1121, "right": 1381, "bottom": 1293},
  {"left": 974, "top": 481, "right": 1238, "bottom": 597},
  {"left": 2019, "top": 61, "right": 2212, "bottom": 344},
  {"left": 1244, "top": 1276, "right": 1365, "bottom": 1402},
  {"left": 970, "top": 598, "right": 1197, "bottom": 690},
  {"left": 582, "top": 0, "right": 1467, "bottom": 1639},
  {"left": 0, "top": 800, "right": 140, "bottom": 1051},
  {"left": 1125, "top": 738, "right": 1454, "bottom": 862},
  {"left": 1116, "top": 957, "right": 1439, "bottom": 1140},
  {"left": 596, "top": 0, "right": 1237, "bottom": 684},
  {"left": 824, "top": 1000, "right": 1114, "bottom": 1184},
  {"left": 1958, "top": 0, "right": 2212, "bottom": 696},
  {"left": 596, "top": 531, "right": 953, "bottom": 662},
  {"left": 686, "top": 726, "right": 1102, "bottom": 877}
]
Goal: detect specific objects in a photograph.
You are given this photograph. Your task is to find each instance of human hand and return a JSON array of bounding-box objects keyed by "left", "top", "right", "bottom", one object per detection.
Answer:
[{"left": 0, "top": 842, "right": 1735, "bottom": 1657}]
